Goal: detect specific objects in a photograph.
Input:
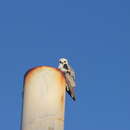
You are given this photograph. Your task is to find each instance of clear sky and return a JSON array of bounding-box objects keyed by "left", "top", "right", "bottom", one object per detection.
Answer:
[{"left": 0, "top": 0, "right": 130, "bottom": 130}]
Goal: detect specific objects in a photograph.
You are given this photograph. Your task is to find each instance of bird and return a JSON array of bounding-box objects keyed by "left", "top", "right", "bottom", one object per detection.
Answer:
[{"left": 58, "top": 58, "right": 76, "bottom": 101}]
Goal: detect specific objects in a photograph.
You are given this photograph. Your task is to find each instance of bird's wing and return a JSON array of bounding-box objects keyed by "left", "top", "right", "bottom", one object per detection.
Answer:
[{"left": 69, "top": 66, "right": 76, "bottom": 80}]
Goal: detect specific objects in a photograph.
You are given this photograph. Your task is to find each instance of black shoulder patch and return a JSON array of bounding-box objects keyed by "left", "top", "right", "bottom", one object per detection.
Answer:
[{"left": 63, "top": 64, "right": 69, "bottom": 70}]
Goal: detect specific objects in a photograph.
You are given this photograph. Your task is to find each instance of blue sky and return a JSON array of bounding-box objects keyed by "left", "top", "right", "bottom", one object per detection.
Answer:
[{"left": 0, "top": 0, "right": 130, "bottom": 130}]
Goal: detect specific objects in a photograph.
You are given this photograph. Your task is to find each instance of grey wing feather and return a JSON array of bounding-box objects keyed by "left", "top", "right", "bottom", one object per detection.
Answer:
[{"left": 69, "top": 65, "right": 76, "bottom": 80}]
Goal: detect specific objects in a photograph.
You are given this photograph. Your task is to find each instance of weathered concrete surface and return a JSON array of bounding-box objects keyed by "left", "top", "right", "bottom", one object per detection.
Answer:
[{"left": 21, "top": 66, "right": 66, "bottom": 130}]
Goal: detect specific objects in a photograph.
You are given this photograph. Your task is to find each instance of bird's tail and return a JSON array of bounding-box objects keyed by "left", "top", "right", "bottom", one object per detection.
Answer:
[
  {"left": 72, "top": 95, "right": 76, "bottom": 101},
  {"left": 66, "top": 87, "right": 76, "bottom": 101}
]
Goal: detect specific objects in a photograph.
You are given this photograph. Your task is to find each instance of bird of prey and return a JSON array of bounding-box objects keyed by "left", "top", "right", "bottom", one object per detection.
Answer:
[{"left": 58, "top": 58, "right": 76, "bottom": 101}]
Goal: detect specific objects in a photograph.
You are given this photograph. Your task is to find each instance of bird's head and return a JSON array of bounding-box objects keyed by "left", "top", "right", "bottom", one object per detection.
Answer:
[
  {"left": 58, "top": 58, "right": 69, "bottom": 71},
  {"left": 59, "top": 58, "right": 68, "bottom": 65}
]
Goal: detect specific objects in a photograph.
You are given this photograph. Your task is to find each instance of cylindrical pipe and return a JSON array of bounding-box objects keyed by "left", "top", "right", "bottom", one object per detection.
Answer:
[{"left": 21, "top": 66, "right": 66, "bottom": 130}]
